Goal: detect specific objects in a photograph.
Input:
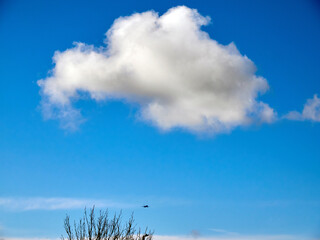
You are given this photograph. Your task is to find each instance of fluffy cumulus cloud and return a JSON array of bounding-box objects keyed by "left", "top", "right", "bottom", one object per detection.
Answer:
[
  {"left": 286, "top": 94, "right": 320, "bottom": 122},
  {"left": 38, "top": 6, "right": 276, "bottom": 134}
]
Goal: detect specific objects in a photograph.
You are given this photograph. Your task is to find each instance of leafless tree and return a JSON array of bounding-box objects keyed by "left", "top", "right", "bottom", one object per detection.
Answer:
[{"left": 61, "top": 207, "right": 153, "bottom": 240}]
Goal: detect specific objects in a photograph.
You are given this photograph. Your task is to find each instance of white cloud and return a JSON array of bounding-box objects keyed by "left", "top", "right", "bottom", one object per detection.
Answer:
[
  {"left": 153, "top": 234, "right": 309, "bottom": 240},
  {"left": 1, "top": 238, "right": 57, "bottom": 240},
  {"left": 38, "top": 6, "right": 275, "bottom": 134},
  {"left": 209, "top": 228, "right": 238, "bottom": 235},
  {"left": 0, "top": 197, "right": 133, "bottom": 211},
  {"left": 0, "top": 235, "right": 310, "bottom": 240},
  {"left": 285, "top": 94, "right": 320, "bottom": 122}
]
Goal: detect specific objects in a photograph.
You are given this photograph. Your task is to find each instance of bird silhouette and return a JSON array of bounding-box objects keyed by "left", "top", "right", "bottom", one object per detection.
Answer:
[{"left": 142, "top": 205, "right": 149, "bottom": 208}]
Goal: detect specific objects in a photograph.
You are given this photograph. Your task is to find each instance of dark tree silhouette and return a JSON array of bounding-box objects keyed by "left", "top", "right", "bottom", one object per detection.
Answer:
[{"left": 61, "top": 207, "right": 153, "bottom": 240}]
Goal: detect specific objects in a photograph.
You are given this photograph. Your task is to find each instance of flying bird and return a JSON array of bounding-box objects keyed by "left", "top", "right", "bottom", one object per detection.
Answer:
[{"left": 142, "top": 205, "right": 149, "bottom": 208}]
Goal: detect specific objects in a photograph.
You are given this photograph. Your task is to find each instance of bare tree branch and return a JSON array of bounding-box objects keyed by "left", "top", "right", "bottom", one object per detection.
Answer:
[{"left": 61, "top": 207, "right": 153, "bottom": 240}]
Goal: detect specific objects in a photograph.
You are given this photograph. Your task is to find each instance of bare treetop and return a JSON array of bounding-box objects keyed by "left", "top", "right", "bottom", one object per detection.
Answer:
[{"left": 61, "top": 207, "right": 153, "bottom": 240}]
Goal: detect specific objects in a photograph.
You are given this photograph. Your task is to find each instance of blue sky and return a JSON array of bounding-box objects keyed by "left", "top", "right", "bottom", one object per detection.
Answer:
[{"left": 1, "top": 0, "right": 320, "bottom": 239}]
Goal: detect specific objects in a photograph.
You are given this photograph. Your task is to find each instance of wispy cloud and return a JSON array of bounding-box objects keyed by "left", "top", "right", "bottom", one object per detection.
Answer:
[
  {"left": 285, "top": 94, "right": 320, "bottom": 122},
  {"left": 0, "top": 197, "right": 134, "bottom": 211},
  {"left": 0, "top": 235, "right": 310, "bottom": 240},
  {"left": 0, "top": 237, "right": 60, "bottom": 240},
  {"left": 209, "top": 228, "right": 238, "bottom": 235},
  {"left": 153, "top": 234, "right": 310, "bottom": 240},
  {"left": 1, "top": 238, "right": 58, "bottom": 240}
]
